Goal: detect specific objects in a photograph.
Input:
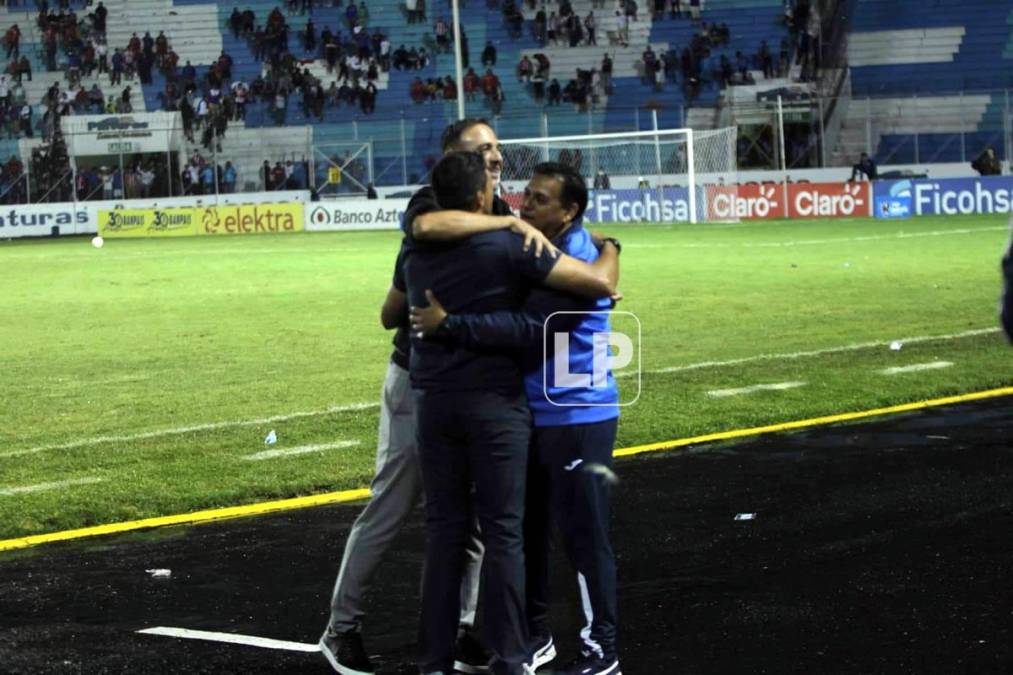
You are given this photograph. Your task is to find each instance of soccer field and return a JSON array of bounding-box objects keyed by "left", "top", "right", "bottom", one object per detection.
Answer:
[{"left": 1, "top": 215, "right": 1011, "bottom": 542}]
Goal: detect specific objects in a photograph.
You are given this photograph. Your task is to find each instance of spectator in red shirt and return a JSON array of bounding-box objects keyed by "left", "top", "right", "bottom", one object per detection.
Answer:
[
  {"left": 463, "top": 67, "right": 479, "bottom": 101},
  {"left": 481, "top": 68, "right": 498, "bottom": 97},
  {"left": 442, "top": 76, "right": 457, "bottom": 100},
  {"left": 517, "top": 54, "right": 532, "bottom": 82},
  {"left": 410, "top": 76, "right": 426, "bottom": 103}
]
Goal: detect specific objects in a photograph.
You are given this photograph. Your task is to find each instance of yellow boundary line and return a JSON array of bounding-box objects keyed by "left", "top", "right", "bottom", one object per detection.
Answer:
[
  {"left": 0, "top": 489, "right": 370, "bottom": 553},
  {"left": 2, "top": 386, "right": 1011, "bottom": 553}
]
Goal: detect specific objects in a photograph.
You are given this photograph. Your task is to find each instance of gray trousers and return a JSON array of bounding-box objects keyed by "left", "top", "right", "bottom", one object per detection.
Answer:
[{"left": 327, "top": 361, "right": 484, "bottom": 635}]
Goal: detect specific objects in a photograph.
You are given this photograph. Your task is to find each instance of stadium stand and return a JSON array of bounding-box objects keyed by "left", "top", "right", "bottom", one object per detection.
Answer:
[
  {"left": 0, "top": 0, "right": 796, "bottom": 192},
  {"left": 837, "top": 0, "right": 1013, "bottom": 165}
]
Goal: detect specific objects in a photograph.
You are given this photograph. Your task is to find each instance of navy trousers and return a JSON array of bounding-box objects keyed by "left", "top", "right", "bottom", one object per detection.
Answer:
[
  {"left": 416, "top": 389, "right": 532, "bottom": 675},
  {"left": 525, "top": 417, "right": 619, "bottom": 661}
]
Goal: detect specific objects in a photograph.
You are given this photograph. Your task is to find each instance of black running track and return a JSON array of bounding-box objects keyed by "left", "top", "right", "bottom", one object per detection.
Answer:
[{"left": 2, "top": 397, "right": 1012, "bottom": 675}]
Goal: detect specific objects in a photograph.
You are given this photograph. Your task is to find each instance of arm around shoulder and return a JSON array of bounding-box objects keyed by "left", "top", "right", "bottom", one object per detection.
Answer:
[
  {"left": 542, "top": 241, "right": 619, "bottom": 299},
  {"left": 413, "top": 210, "right": 512, "bottom": 240}
]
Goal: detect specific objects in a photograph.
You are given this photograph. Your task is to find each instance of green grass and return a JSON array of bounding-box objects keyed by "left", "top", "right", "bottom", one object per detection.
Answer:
[{"left": 1, "top": 215, "right": 1011, "bottom": 541}]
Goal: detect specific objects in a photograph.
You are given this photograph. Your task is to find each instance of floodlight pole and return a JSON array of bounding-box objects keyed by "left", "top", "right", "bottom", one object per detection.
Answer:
[{"left": 451, "top": 0, "right": 465, "bottom": 120}]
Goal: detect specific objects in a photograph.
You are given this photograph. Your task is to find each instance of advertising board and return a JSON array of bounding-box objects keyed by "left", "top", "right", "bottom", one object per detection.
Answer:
[
  {"left": 0, "top": 204, "right": 93, "bottom": 238},
  {"left": 99, "top": 202, "right": 304, "bottom": 238},
  {"left": 705, "top": 182, "right": 871, "bottom": 221},
  {"left": 583, "top": 188, "right": 703, "bottom": 224},
  {"left": 305, "top": 199, "right": 409, "bottom": 232},
  {"left": 706, "top": 183, "right": 786, "bottom": 220},
  {"left": 873, "top": 176, "right": 1013, "bottom": 217}
]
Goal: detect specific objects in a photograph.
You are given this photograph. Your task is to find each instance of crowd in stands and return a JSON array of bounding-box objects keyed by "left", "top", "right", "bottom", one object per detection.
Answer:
[
  {"left": 481, "top": 0, "right": 809, "bottom": 107},
  {"left": 221, "top": 5, "right": 387, "bottom": 125},
  {"left": 0, "top": 3, "right": 141, "bottom": 144},
  {"left": 0, "top": 0, "right": 824, "bottom": 202}
]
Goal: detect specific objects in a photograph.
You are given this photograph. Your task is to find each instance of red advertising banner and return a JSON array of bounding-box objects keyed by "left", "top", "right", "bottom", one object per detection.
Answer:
[
  {"left": 706, "top": 183, "right": 787, "bottom": 220},
  {"left": 787, "top": 181, "right": 870, "bottom": 219},
  {"left": 706, "top": 182, "right": 871, "bottom": 221}
]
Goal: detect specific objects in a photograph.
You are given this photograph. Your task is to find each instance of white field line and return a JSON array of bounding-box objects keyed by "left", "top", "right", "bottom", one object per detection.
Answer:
[
  {"left": 0, "top": 477, "right": 105, "bottom": 496},
  {"left": 707, "top": 381, "right": 807, "bottom": 398},
  {"left": 4, "top": 327, "right": 999, "bottom": 460},
  {"left": 624, "top": 226, "right": 1007, "bottom": 249},
  {"left": 242, "top": 440, "right": 360, "bottom": 461},
  {"left": 879, "top": 361, "right": 954, "bottom": 375},
  {"left": 137, "top": 627, "right": 318, "bottom": 653},
  {"left": 1, "top": 402, "right": 379, "bottom": 459},
  {"left": 617, "top": 327, "right": 1000, "bottom": 378}
]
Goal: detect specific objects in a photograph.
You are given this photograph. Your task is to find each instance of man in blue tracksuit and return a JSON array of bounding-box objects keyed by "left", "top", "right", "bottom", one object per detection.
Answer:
[{"left": 410, "top": 162, "right": 624, "bottom": 675}]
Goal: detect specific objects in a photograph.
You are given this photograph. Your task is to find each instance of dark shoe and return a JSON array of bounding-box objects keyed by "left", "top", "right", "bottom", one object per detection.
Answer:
[
  {"left": 529, "top": 633, "right": 557, "bottom": 670},
  {"left": 319, "top": 630, "right": 376, "bottom": 675},
  {"left": 452, "top": 631, "right": 492, "bottom": 673},
  {"left": 559, "top": 653, "right": 621, "bottom": 675}
]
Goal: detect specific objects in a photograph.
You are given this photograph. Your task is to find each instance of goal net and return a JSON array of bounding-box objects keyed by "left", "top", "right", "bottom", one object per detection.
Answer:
[{"left": 499, "top": 127, "right": 738, "bottom": 224}]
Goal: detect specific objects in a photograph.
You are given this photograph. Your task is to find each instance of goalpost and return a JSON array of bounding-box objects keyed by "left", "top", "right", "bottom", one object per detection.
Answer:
[{"left": 499, "top": 127, "right": 738, "bottom": 224}]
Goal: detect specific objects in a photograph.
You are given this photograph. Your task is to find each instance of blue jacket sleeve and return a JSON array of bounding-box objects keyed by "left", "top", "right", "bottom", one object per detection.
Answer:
[{"left": 442, "top": 288, "right": 592, "bottom": 349}]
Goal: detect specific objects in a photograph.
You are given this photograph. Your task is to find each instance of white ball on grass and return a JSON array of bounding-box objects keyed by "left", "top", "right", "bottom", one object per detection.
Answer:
[{"left": 92, "top": 236, "right": 104, "bottom": 248}]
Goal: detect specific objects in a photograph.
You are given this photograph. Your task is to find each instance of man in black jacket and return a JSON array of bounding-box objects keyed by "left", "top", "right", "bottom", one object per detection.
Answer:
[
  {"left": 972, "top": 147, "right": 1002, "bottom": 177},
  {"left": 482, "top": 40, "right": 496, "bottom": 67},
  {"left": 849, "top": 152, "right": 877, "bottom": 181}
]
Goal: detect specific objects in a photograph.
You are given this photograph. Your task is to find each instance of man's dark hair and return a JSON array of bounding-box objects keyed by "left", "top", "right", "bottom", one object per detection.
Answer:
[
  {"left": 431, "top": 151, "right": 488, "bottom": 211},
  {"left": 533, "top": 161, "right": 589, "bottom": 221},
  {"left": 440, "top": 117, "right": 490, "bottom": 152}
]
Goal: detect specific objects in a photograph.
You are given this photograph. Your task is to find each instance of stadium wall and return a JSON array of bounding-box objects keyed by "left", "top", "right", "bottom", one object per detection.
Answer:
[
  {"left": 872, "top": 176, "right": 1013, "bottom": 219},
  {"left": 6, "top": 176, "right": 1013, "bottom": 240},
  {"left": 0, "top": 191, "right": 310, "bottom": 239}
]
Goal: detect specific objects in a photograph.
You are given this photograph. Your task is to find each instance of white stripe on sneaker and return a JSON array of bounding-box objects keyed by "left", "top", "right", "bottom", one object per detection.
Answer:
[{"left": 532, "top": 636, "right": 557, "bottom": 669}]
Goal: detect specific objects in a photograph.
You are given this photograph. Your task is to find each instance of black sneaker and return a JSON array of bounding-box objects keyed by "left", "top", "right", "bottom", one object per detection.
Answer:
[
  {"left": 558, "top": 653, "right": 621, "bottom": 675},
  {"left": 319, "top": 630, "right": 377, "bottom": 675},
  {"left": 529, "top": 633, "right": 557, "bottom": 670},
  {"left": 452, "top": 631, "right": 492, "bottom": 674}
]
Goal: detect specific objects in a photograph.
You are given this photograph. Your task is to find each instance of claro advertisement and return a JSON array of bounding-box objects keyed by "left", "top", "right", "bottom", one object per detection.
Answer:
[
  {"left": 705, "top": 182, "right": 871, "bottom": 220},
  {"left": 98, "top": 203, "right": 304, "bottom": 238}
]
